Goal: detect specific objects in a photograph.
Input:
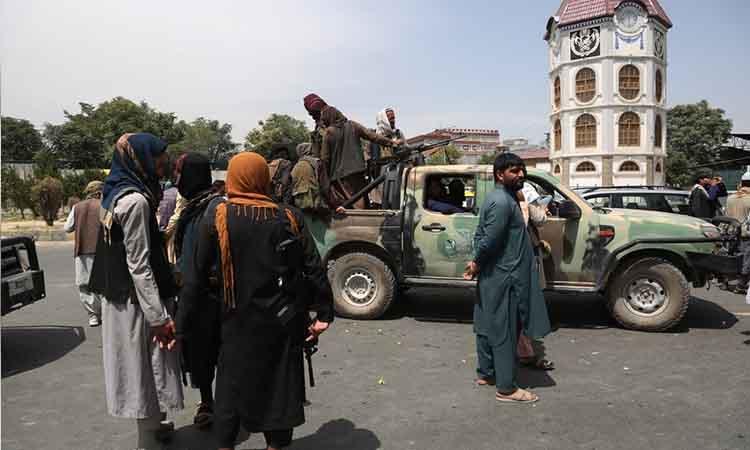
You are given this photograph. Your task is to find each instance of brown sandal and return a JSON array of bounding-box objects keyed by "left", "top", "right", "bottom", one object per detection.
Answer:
[
  {"left": 475, "top": 377, "right": 495, "bottom": 386},
  {"left": 496, "top": 388, "right": 539, "bottom": 404}
]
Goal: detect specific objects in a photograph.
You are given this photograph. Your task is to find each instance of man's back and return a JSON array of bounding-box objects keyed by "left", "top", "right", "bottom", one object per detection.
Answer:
[{"left": 727, "top": 189, "right": 750, "bottom": 231}]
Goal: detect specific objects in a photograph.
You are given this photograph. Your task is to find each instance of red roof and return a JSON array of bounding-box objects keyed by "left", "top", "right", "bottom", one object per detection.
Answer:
[
  {"left": 553, "top": 0, "right": 672, "bottom": 29},
  {"left": 514, "top": 147, "right": 550, "bottom": 161}
]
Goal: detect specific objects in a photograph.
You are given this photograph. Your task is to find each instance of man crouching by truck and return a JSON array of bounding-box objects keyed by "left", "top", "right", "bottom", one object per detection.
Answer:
[{"left": 464, "top": 152, "right": 551, "bottom": 404}]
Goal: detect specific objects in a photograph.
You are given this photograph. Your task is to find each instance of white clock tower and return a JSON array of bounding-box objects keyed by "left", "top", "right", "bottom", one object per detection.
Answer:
[{"left": 544, "top": 0, "right": 672, "bottom": 187}]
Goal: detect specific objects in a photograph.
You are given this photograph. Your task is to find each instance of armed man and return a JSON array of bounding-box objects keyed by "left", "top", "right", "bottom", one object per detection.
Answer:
[
  {"left": 303, "top": 93, "right": 327, "bottom": 157},
  {"left": 319, "top": 104, "right": 402, "bottom": 209}
]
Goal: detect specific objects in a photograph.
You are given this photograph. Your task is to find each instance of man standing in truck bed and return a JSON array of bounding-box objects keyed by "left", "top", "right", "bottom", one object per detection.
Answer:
[{"left": 464, "top": 153, "right": 551, "bottom": 404}]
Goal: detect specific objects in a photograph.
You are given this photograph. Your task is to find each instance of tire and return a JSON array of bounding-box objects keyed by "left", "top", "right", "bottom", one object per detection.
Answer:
[
  {"left": 606, "top": 258, "right": 689, "bottom": 332},
  {"left": 328, "top": 252, "right": 396, "bottom": 319}
]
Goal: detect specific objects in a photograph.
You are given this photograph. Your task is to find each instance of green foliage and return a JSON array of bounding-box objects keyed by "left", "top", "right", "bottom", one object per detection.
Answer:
[
  {"left": 244, "top": 114, "right": 309, "bottom": 160},
  {"left": 43, "top": 97, "right": 186, "bottom": 169},
  {"left": 32, "top": 176, "right": 64, "bottom": 226},
  {"left": 478, "top": 152, "right": 498, "bottom": 165},
  {"left": 427, "top": 144, "right": 462, "bottom": 165},
  {"left": 32, "top": 149, "right": 61, "bottom": 179},
  {"left": 1, "top": 116, "right": 44, "bottom": 161},
  {"left": 169, "top": 117, "right": 236, "bottom": 160},
  {"left": 666, "top": 100, "right": 733, "bottom": 187},
  {"left": 1, "top": 168, "right": 36, "bottom": 219},
  {"left": 61, "top": 169, "right": 107, "bottom": 203}
]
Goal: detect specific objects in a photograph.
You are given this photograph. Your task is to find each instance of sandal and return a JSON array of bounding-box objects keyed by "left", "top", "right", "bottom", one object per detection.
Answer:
[
  {"left": 496, "top": 388, "right": 539, "bottom": 404},
  {"left": 475, "top": 377, "right": 495, "bottom": 386},
  {"left": 194, "top": 402, "right": 214, "bottom": 429},
  {"left": 520, "top": 357, "right": 555, "bottom": 371}
]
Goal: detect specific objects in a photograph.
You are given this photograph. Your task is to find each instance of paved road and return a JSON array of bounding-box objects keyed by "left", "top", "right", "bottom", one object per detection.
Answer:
[{"left": 2, "top": 242, "right": 750, "bottom": 450}]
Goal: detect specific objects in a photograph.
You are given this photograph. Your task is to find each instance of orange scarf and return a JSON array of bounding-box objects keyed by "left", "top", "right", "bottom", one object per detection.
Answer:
[{"left": 215, "top": 152, "right": 298, "bottom": 309}]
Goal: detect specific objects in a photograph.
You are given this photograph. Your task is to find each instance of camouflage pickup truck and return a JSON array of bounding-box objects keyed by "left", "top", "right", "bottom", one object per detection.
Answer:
[{"left": 305, "top": 164, "right": 739, "bottom": 331}]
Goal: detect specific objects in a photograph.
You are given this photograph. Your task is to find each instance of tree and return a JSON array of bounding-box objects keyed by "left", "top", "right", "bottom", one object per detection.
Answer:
[
  {"left": 169, "top": 117, "right": 237, "bottom": 161},
  {"left": 478, "top": 152, "right": 498, "bottom": 165},
  {"left": 426, "top": 144, "right": 462, "bottom": 165},
  {"left": 43, "top": 97, "right": 185, "bottom": 168},
  {"left": 666, "top": 100, "right": 733, "bottom": 186},
  {"left": 32, "top": 177, "right": 65, "bottom": 226},
  {"left": 61, "top": 169, "right": 107, "bottom": 204},
  {"left": 1, "top": 168, "right": 36, "bottom": 219},
  {"left": 1, "top": 116, "right": 44, "bottom": 161},
  {"left": 244, "top": 114, "right": 309, "bottom": 160}
]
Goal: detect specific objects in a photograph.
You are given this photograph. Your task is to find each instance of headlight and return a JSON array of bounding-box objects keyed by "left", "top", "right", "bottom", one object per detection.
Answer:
[{"left": 701, "top": 224, "right": 721, "bottom": 239}]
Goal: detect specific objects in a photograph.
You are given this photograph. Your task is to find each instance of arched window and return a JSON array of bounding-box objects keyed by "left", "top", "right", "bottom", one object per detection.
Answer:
[
  {"left": 575, "top": 114, "right": 597, "bottom": 147},
  {"left": 553, "top": 76, "right": 561, "bottom": 109},
  {"left": 619, "top": 65, "right": 640, "bottom": 100},
  {"left": 654, "top": 115, "right": 663, "bottom": 148},
  {"left": 619, "top": 161, "right": 640, "bottom": 172},
  {"left": 576, "top": 68, "right": 596, "bottom": 102},
  {"left": 554, "top": 119, "right": 562, "bottom": 151},
  {"left": 618, "top": 112, "right": 640, "bottom": 146},
  {"left": 655, "top": 162, "right": 662, "bottom": 173},
  {"left": 576, "top": 161, "right": 596, "bottom": 173},
  {"left": 554, "top": 164, "right": 561, "bottom": 174},
  {"left": 655, "top": 69, "right": 663, "bottom": 103}
]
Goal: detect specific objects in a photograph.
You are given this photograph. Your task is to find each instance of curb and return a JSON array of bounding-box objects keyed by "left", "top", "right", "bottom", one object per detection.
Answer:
[{"left": 1, "top": 229, "right": 73, "bottom": 242}]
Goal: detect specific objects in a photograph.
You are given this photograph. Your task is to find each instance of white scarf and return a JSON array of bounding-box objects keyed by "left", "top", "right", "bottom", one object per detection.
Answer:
[{"left": 376, "top": 108, "right": 397, "bottom": 137}]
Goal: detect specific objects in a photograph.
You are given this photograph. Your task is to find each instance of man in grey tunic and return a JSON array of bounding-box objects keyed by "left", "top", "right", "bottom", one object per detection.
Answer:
[
  {"left": 64, "top": 181, "right": 104, "bottom": 327},
  {"left": 89, "top": 133, "right": 184, "bottom": 450}
]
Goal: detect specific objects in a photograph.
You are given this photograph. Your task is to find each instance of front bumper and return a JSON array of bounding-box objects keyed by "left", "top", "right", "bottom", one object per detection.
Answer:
[
  {"left": 686, "top": 251, "right": 742, "bottom": 276},
  {"left": 1, "top": 270, "right": 46, "bottom": 315}
]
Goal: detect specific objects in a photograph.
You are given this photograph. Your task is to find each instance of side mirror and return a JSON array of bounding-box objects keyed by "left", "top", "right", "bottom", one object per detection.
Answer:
[{"left": 558, "top": 200, "right": 581, "bottom": 220}]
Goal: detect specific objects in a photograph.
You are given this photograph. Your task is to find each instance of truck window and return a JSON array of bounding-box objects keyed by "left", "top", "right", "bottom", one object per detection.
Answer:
[
  {"left": 587, "top": 194, "right": 611, "bottom": 208},
  {"left": 664, "top": 194, "right": 690, "bottom": 214},
  {"left": 424, "top": 174, "right": 477, "bottom": 215}
]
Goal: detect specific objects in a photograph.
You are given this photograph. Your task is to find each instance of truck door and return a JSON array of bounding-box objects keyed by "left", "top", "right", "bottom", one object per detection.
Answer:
[{"left": 408, "top": 168, "right": 483, "bottom": 279}]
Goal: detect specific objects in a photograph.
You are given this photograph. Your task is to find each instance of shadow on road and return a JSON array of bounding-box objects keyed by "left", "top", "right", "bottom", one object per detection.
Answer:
[
  {"left": 384, "top": 288, "right": 740, "bottom": 333},
  {"left": 168, "top": 418, "right": 380, "bottom": 450},
  {"left": 1, "top": 325, "right": 86, "bottom": 378}
]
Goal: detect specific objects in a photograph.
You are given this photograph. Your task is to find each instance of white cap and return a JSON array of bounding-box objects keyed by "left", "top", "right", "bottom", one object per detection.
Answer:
[
  {"left": 522, "top": 183, "right": 540, "bottom": 204},
  {"left": 742, "top": 166, "right": 750, "bottom": 182}
]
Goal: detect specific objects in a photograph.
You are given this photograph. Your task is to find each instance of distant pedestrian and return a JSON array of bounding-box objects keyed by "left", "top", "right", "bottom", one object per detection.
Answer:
[
  {"left": 688, "top": 172, "right": 715, "bottom": 219},
  {"left": 88, "top": 133, "right": 183, "bottom": 450},
  {"left": 464, "top": 153, "right": 551, "bottom": 404},
  {"left": 158, "top": 181, "right": 179, "bottom": 231},
  {"left": 709, "top": 176, "right": 729, "bottom": 213},
  {"left": 63, "top": 181, "right": 104, "bottom": 327},
  {"left": 726, "top": 170, "right": 750, "bottom": 293}
]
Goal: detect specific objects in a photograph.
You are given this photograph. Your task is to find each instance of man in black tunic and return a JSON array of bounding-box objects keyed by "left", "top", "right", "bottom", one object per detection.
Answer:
[{"left": 183, "top": 151, "right": 333, "bottom": 450}]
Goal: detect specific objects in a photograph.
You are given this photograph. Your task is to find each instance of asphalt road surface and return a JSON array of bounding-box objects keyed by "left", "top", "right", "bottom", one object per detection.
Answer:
[{"left": 2, "top": 242, "right": 750, "bottom": 450}]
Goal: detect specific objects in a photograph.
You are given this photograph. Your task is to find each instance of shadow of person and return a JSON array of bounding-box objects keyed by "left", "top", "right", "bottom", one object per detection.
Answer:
[
  {"left": 1, "top": 325, "right": 86, "bottom": 378},
  {"left": 289, "top": 419, "right": 380, "bottom": 450},
  {"left": 517, "top": 339, "right": 557, "bottom": 389}
]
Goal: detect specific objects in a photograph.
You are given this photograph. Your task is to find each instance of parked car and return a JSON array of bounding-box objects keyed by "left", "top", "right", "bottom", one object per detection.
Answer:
[
  {"left": 578, "top": 187, "right": 691, "bottom": 215},
  {"left": 1, "top": 236, "right": 46, "bottom": 315},
  {"left": 305, "top": 166, "right": 740, "bottom": 332}
]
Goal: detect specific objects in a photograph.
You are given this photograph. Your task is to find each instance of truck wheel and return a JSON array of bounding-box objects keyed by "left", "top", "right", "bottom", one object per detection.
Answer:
[
  {"left": 328, "top": 252, "right": 396, "bottom": 319},
  {"left": 607, "top": 258, "right": 689, "bottom": 332}
]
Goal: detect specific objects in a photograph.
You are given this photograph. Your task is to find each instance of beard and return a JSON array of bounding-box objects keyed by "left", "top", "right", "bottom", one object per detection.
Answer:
[{"left": 506, "top": 179, "right": 524, "bottom": 192}]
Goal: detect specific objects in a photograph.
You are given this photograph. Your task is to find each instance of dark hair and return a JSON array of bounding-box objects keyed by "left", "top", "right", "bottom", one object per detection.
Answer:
[
  {"left": 694, "top": 172, "right": 711, "bottom": 183},
  {"left": 493, "top": 153, "right": 526, "bottom": 181},
  {"left": 741, "top": 180, "right": 750, "bottom": 188},
  {"left": 270, "top": 144, "right": 290, "bottom": 160}
]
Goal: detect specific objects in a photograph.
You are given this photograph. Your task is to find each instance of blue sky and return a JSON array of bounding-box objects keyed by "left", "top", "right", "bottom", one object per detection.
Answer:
[{"left": 2, "top": 0, "right": 748, "bottom": 144}]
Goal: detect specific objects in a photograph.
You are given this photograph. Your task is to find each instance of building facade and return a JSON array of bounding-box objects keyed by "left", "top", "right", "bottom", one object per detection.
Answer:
[
  {"left": 408, "top": 128, "right": 499, "bottom": 164},
  {"left": 545, "top": 0, "right": 671, "bottom": 187}
]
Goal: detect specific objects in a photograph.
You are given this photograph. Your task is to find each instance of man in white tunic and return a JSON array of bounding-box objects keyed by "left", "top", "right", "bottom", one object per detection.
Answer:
[{"left": 88, "top": 133, "right": 183, "bottom": 450}]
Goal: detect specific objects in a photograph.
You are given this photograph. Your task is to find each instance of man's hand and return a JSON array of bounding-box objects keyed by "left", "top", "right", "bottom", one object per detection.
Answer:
[
  {"left": 152, "top": 319, "right": 177, "bottom": 351},
  {"left": 392, "top": 138, "right": 405, "bottom": 147},
  {"left": 307, "top": 320, "right": 330, "bottom": 341},
  {"left": 335, "top": 206, "right": 347, "bottom": 215},
  {"left": 463, "top": 261, "right": 479, "bottom": 280}
]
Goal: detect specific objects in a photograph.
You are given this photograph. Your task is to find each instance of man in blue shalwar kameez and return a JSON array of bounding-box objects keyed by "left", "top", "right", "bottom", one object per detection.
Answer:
[{"left": 464, "top": 153, "right": 551, "bottom": 404}]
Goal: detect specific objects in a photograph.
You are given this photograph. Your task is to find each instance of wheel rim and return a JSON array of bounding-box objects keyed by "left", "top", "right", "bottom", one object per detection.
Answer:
[
  {"left": 341, "top": 268, "right": 378, "bottom": 307},
  {"left": 624, "top": 277, "right": 668, "bottom": 316}
]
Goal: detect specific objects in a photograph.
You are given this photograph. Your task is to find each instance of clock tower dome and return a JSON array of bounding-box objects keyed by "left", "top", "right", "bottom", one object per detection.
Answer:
[{"left": 544, "top": 0, "right": 672, "bottom": 187}]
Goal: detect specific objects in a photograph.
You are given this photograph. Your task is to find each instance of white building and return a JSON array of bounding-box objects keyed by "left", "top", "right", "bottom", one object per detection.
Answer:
[{"left": 545, "top": 0, "right": 671, "bottom": 187}]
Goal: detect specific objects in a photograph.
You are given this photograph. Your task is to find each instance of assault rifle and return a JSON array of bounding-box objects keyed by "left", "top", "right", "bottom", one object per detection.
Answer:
[{"left": 342, "top": 135, "right": 467, "bottom": 209}]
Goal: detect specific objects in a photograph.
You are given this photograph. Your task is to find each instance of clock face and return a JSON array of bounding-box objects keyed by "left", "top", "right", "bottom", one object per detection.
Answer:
[{"left": 615, "top": 4, "right": 645, "bottom": 33}]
